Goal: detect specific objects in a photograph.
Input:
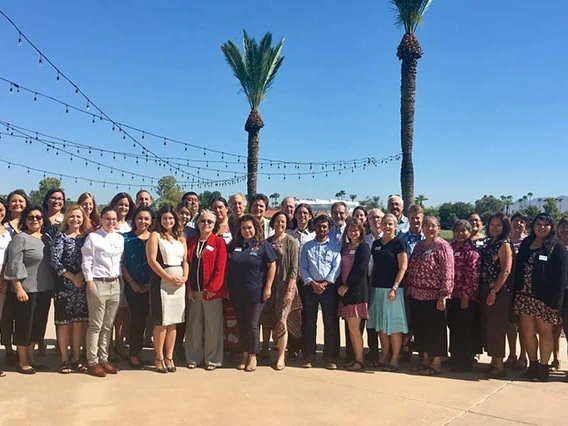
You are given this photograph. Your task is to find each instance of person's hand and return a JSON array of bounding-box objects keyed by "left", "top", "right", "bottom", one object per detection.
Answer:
[
  {"left": 486, "top": 292, "right": 496, "bottom": 307},
  {"left": 284, "top": 289, "right": 293, "bottom": 306},
  {"left": 263, "top": 286, "right": 272, "bottom": 302},
  {"left": 130, "top": 281, "right": 142, "bottom": 293},
  {"left": 187, "top": 289, "right": 195, "bottom": 301},
  {"left": 460, "top": 294, "right": 469, "bottom": 309},
  {"left": 87, "top": 281, "right": 96, "bottom": 292},
  {"left": 337, "top": 285, "right": 348, "bottom": 297},
  {"left": 16, "top": 287, "right": 29, "bottom": 302},
  {"left": 388, "top": 289, "right": 397, "bottom": 301},
  {"left": 203, "top": 290, "right": 216, "bottom": 300},
  {"left": 169, "top": 275, "right": 184, "bottom": 286},
  {"left": 436, "top": 297, "right": 446, "bottom": 311},
  {"left": 139, "top": 284, "right": 150, "bottom": 294},
  {"left": 311, "top": 281, "right": 325, "bottom": 295}
]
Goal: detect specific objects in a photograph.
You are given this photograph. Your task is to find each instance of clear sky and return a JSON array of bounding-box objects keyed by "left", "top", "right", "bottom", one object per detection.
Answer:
[{"left": 0, "top": 1, "right": 566, "bottom": 207}]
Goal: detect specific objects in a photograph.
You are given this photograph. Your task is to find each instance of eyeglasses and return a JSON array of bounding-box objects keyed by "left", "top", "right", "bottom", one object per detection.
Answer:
[
  {"left": 26, "top": 215, "right": 43, "bottom": 221},
  {"left": 199, "top": 220, "right": 215, "bottom": 225}
]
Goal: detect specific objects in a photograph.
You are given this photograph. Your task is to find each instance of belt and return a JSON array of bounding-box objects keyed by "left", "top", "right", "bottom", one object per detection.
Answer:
[
  {"left": 93, "top": 276, "right": 119, "bottom": 282},
  {"left": 163, "top": 264, "right": 181, "bottom": 268}
]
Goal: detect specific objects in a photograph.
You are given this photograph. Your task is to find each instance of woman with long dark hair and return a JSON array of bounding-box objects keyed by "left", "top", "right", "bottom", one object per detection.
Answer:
[
  {"left": 77, "top": 192, "right": 100, "bottom": 231},
  {"left": 479, "top": 213, "right": 513, "bottom": 378},
  {"left": 513, "top": 213, "right": 567, "bottom": 382},
  {"left": 3, "top": 206, "right": 54, "bottom": 374}
]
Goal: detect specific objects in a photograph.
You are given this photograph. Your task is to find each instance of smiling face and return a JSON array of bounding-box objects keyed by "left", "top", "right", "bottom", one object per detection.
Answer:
[
  {"left": 160, "top": 212, "right": 176, "bottom": 233},
  {"left": 533, "top": 219, "right": 553, "bottom": 240},
  {"left": 331, "top": 204, "right": 347, "bottom": 227},
  {"left": 272, "top": 214, "right": 288, "bottom": 235},
  {"left": 114, "top": 197, "right": 130, "bottom": 220},
  {"left": 367, "top": 210, "right": 384, "bottom": 234},
  {"left": 281, "top": 198, "right": 296, "bottom": 217},
  {"left": 136, "top": 191, "right": 152, "bottom": 207},
  {"left": 25, "top": 209, "right": 44, "bottom": 234},
  {"left": 9, "top": 194, "right": 27, "bottom": 218},
  {"left": 230, "top": 194, "right": 246, "bottom": 218},
  {"left": 511, "top": 217, "right": 527, "bottom": 237},
  {"left": 453, "top": 223, "right": 471, "bottom": 244},
  {"left": 66, "top": 207, "right": 84, "bottom": 232},
  {"left": 314, "top": 219, "right": 330, "bottom": 242},
  {"left": 387, "top": 197, "right": 403, "bottom": 219},
  {"left": 488, "top": 217, "right": 504, "bottom": 239},
  {"left": 177, "top": 206, "right": 191, "bottom": 226},
  {"left": 347, "top": 223, "right": 362, "bottom": 244},
  {"left": 48, "top": 191, "right": 65, "bottom": 215},
  {"left": 197, "top": 212, "right": 216, "bottom": 238},
  {"left": 423, "top": 217, "right": 440, "bottom": 241},
  {"left": 240, "top": 220, "right": 256, "bottom": 241},
  {"left": 101, "top": 210, "right": 118, "bottom": 233},
  {"left": 251, "top": 199, "right": 267, "bottom": 219},
  {"left": 468, "top": 214, "right": 482, "bottom": 234},
  {"left": 184, "top": 194, "right": 199, "bottom": 215},
  {"left": 80, "top": 196, "right": 94, "bottom": 216},
  {"left": 408, "top": 212, "right": 424, "bottom": 234},
  {"left": 0, "top": 203, "right": 6, "bottom": 223},
  {"left": 135, "top": 210, "right": 153, "bottom": 233},
  {"left": 294, "top": 206, "right": 312, "bottom": 230},
  {"left": 381, "top": 216, "right": 396, "bottom": 237},
  {"left": 353, "top": 209, "right": 366, "bottom": 224},
  {"left": 212, "top": 200, "right": 228, "bottom": 221}
]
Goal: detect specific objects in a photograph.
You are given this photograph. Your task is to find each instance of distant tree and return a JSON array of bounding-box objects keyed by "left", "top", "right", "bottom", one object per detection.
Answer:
[
  {"left": 29, "top": 177, "right": 63, "bottom": 206},
  {"left": 475, "top": 195, "right": 504, "bottom": 224},
  {"left": 360, "top": 195, "right": 383, "bottom": 210},
  {"left": 198, "top": 191, "right": 222, "bottom": 209},
  {"left": 537, "top": 198, "right": 543, "bottom": 209},
  {"left": 335, "top": 190, "right": 346, "bottom": 200},
  {"left": 527, "top": 192, "right": 533, "bottom": 206},
  {"left": 415, "top": 194, "right": 428, "bottom": 208},
  {"left": 543, "top": 197, "right": 561, "bottom": 221},
  {"left": 522, "top": 205, "right": 540, "bottom": 222},
  {"left": 500, "top": 195, "right": 514, "bottom": 215},
  {"left": 269, "top": 192, "right": 281, "bottom": 207},
  {"left": 557, "top": 197, "right": 564, "bottom": 213},
  {"left": 438, "top": 201, "right": 475, "bottom": 229},
  {"left": 423, "top": 206, "right": 439, "bottom": 218},
  {"left": 349, "top": 194, "right": 357, "bottom": 202},
  {"left": 517, "top": 197, "right": 524, "bottom": 209},
  {"left": 156, "top": 176, "right": 184, "bottom": 208}
]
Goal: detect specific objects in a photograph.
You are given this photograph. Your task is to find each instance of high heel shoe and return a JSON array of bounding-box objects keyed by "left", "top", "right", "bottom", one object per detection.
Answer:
[
  {"left": 155, "top": 358, "right": 167, "bottom": 374},
  {"left": 237, "top": 353, "right": 248, "bottom": 370},
  {"left": 164, "top": 358, "right": 176, "bottom": 373}
]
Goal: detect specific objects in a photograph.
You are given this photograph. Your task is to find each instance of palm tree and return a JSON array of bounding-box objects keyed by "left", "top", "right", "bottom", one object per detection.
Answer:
[
  {"left": 527, "top": 192, "right": 533, "bottom": 206},
  {"left": 221, "top": 31, "right": 285, "bottom": 203},
  {"left": 414, "top": 194, "right": 428, "bottom": 208},
  {"left": 500, "top": 195, "right": 513, "bottom": 215},
  {"left": 392, "top": 0, "right": 433, "bottom": 212},
  {"left": 269, "top": 192, "right": 280, "bottom": 207},
  {"left": 335, "top": 190, "right": 346, "bottom": 200},
  {"left": 349, "top": 194, "right": 357, "bottom": 202},
  {"left": 522, "top": 195, "right": 528, "bottom": 209}
]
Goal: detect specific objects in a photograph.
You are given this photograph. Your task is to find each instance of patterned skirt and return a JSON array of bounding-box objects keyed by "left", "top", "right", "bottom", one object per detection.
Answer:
[
  {"left": 337, "top": 301, "right": 368, "bottom": 319},
  {"left": 513, "top": 293, "right": 562, "bottom": 325}
]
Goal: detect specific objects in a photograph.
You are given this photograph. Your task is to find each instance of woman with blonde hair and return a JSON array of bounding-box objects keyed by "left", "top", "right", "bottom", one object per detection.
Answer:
[{"left": 51, "top": 205, "right": 91, "bottom": 373}]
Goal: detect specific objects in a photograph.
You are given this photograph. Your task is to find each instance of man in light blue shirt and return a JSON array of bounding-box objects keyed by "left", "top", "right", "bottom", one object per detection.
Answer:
[
  {"left": 300, "top": 214, "right": 341, "bottom": 369},
  {"left": 399, "top": 204, "right": 425, "bottom": 255}
]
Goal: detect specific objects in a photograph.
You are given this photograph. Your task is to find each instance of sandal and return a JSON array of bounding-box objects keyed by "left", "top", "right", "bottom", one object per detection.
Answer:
[
  {"left": 245, "top": 356, "right": 257, "bottom": 372},
  {"left": 71, "top": 360, "right": 88, "bottom": 373},
  {"left": 372, "top": 360, "right": 386, "bottom": 368},
  {"left": 59, "top": 361, "right": 72, "bottom": 374},
  {"left": 411, "top": 363, "right": 428, "bottom": 373},
  {"left": 205, "top": 365, "right": 216, "bottom": 371},
  {"left": 347, "top": 361, "right": 365, "bottom": 372},
  {"left": 165, "top": 358, "right": 176, "bottom": 373},
  {"left": 382, "top": 364, "right": 400, "bottom": 372},
  {"left": 187, "top": 362, "right": 197, "bottom": 369},
  {"left": 155, "top": 358, "right": 168, "bottom": 374},
  {"left": 420, "top": 366, "right": 442, "bottom": 376}
]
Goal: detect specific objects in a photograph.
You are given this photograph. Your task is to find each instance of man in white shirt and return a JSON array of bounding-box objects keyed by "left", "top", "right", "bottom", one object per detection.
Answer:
[{"left": 82, "top": 207, "right": 125, "bottom": 377}]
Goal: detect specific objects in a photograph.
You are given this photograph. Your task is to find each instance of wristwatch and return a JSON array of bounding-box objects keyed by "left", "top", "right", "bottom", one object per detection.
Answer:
[{"left": 490, "top": 289, "right": 497, "bottom": 295}]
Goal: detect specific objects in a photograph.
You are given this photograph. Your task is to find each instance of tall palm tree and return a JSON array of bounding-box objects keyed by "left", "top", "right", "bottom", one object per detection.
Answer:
[
  {"left": 392, "top": 0, "right": 433, "bottom": 212},
  {"left": 221, "top": 30, "right": 285, "bottom": 203},
  {"left": 415, "top": 194, "right": 428, "bottom": 208}
]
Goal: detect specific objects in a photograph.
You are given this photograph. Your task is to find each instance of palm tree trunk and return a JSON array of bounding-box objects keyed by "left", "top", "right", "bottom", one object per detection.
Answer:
[
  {"left": 397, "top": 33, "right": 422, "bottom": 213},
  {"left": 245, "top": 109, "right": 264, "bottom": 205}
]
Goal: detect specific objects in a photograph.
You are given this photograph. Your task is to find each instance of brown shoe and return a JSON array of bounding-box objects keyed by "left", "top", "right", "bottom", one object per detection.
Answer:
[
  {"left": 87, "top": 364, "right": 106, "bottom": 377},
  {"left": 100, "top": 362, "right": 118, "bottom": 374},
  {"left": 302, "top": 356, "right": 314, "bottom": 369}
]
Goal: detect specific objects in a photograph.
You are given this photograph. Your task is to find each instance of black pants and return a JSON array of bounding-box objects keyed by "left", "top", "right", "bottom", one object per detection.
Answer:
[
  {"left": 125, "top": 286, "right": 150, "bottom": 357},
  {"left": 411, "top": 298, "right": 447, "bottom": 358},
  {"left": 13, "top": 291, "right": 52, "bottom": 347},
  {"left": 302, "top": 285, "right": 339, "bottom": 360},
  {"left": 447, "top": 299, "right": 475, "bottom": 367},
  {"left": 232, "top": 299, "right": 264, "bottom": 354},
  {"left": 0, "top": 292, "right": 15, "bottom": 347}
]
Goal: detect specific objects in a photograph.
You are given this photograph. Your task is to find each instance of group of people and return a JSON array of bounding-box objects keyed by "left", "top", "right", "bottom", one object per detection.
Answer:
[{"left": 0, "top": 189, "right": 566, "bottom": 383}]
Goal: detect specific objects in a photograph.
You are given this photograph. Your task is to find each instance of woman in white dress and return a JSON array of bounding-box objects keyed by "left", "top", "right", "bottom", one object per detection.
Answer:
[{"left": 147, "top": 206, "right": 188, "bottom": 374}]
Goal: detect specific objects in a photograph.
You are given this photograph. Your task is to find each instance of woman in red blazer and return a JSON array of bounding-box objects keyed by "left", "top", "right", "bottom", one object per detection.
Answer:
[{"left": 185, "top": 209, "right": 228, "bottom": 370}]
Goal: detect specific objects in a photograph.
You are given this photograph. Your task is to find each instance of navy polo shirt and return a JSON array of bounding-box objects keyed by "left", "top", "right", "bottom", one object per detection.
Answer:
[{"left": 226, "top": 240, "right": 277, "bottom": 303}]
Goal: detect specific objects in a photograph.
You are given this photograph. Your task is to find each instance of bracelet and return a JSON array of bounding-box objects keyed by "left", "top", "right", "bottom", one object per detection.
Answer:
[{"left": 490, "top": 289, "right": 497, "bottom": 295}]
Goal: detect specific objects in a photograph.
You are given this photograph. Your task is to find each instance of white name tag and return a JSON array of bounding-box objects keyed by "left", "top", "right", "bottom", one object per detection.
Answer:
[
  {"left": 454, "top": 252, "right": 461, "bottom": 257},
  {"left": 349, "top": 249, "right": 356, "bottom": 255},
  {"left": 234, "top": 248, "right": 242, "bottom": 252},
  {"left": 538, "top": 255, "right": 548, "bottom": 261},
  {"left": 205, "top": 245, "right": 214, "bottom": 252}
]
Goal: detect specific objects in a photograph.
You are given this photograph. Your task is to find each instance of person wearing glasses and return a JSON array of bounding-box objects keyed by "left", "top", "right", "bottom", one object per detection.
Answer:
[
  {"left": 513, "top": 213, "right": 567, "bottom": 382},
  {"left": 3, "top": 206, "right": 54, "bottom": 374},
  {"left": 181, "top": 192, "right": 200, "bottom": 228},
  {"left": 185, "top": 210, "right": 227, "bottom": 371},
  {"left": 81, "top": 207, "right": 125, "bottom": 377}
]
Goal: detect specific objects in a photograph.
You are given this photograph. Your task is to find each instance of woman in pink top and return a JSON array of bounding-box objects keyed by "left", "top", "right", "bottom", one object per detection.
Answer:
[{"left": 406, "top": 216, "right": 454, "bottom": 375}]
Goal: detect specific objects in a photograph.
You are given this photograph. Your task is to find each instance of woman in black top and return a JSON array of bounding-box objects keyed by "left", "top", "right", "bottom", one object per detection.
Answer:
[
  {"left": 336, "top": 218, "right": 370, "bottom": 371},
  {"left": 513, "top": 213, "right": 567, "bottom": 382}
]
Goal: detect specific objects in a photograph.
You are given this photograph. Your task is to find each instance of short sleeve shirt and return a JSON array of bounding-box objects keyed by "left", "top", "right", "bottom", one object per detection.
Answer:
[
  {"left": 227, "top": 240, "right": 277, "bottom": 303},
  {"left": 370, "top": 237, "right": 406, "bottom": 288}
]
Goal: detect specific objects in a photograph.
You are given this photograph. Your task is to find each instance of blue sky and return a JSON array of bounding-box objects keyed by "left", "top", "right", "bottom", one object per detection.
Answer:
[{"left": 0, "top": 1, "right": 566, "bottom": 207}]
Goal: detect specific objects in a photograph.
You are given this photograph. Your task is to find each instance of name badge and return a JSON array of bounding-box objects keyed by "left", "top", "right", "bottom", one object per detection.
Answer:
[
  {"left": 205, "top": 245, "right": 214, "bottom": 252},
  {"left": 454, "top": 252, "right": 461, "bottom": 257},
  {"left": 538, "top": 255, "right": 548, "bottom": 261},
  {"left": 250, "top": 251, "right": 259, "bottom": 257},
  {"left": 325, "top": 253, "right": 333, "bottom": 261},
  {"left": 234, "top": 248, "right": 242, "bottom": 252},
  {"left": 349, "top": 249, "right": 356, "bottom": 255},
  {"left": 374, "top": 246, "right": 382, "bottom": 251}
]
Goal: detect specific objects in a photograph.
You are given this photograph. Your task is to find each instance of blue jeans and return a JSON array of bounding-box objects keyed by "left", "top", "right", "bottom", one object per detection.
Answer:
[{"left": 302, "top": 284, "right": 339, "bottom": 360}]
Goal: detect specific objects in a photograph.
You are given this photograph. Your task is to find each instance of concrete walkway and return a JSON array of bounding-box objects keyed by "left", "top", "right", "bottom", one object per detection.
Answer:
[{"left": 1, "top": 316, "right": 566, "bottom": 426}]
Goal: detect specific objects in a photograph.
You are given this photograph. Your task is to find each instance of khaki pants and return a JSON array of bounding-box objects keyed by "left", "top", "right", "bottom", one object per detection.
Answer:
[
  {"left": 184, "top": 294, "right": 223, "bottom": 366},
  {"left": 86, "top": 279, "right": 120, "bottom": 365}
]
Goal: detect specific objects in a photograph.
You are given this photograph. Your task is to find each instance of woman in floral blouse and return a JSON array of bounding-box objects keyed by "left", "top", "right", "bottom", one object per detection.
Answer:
[
  {"left": 406, "top": 216, "right": 454, "bottom": 375},
  {"left": 447, "top": 220, "right": 480, "bottom": 372},
  {"left": 479, "top": 213, "right": 513, "bottom": 379}
]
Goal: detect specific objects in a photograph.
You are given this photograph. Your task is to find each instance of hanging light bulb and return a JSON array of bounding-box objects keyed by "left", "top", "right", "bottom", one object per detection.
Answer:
[
  {"left": 56, "top": 72, "right": 60, "bottom": 82},
  {"left": 39, "top": 55, "right": 43, "bottom": 65},
  {"left": 18, "top": 33, "right": 22, "bottom": 46},
  {"left": 33, "top": 93, "right": 37, "bottom": 102},
  {"left": 86, "top": 101, "right": 90, "bottom": 110}
]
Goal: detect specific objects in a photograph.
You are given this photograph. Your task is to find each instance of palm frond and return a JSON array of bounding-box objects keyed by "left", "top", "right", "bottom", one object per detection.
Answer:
[
  {"left": 391, "top": 0, "right": 433, "bottom": 33},
  {"left": 221, "top": 30, "right": 285, "bottom": 110}
]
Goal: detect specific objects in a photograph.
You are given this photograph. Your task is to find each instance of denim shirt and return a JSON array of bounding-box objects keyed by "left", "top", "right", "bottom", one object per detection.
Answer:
[{"left": 300, "top": 237, "right": 340, "bottom": 285}]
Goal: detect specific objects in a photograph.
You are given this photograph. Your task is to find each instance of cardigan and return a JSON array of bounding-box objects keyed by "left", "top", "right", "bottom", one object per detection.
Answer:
[
  {"left": 513, "top": 237, "right": 567, "bottom": 310},
  {"left": 335, "top": 242, "right": 370, "bottom": 305},
  {"left": 186, "top": 234, "right": 227, "bottom": 300}
]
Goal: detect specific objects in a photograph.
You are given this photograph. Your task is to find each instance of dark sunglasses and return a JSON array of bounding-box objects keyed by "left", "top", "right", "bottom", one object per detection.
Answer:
[{"left": 26, "top": 215, "right": 43, "bottom": 221}]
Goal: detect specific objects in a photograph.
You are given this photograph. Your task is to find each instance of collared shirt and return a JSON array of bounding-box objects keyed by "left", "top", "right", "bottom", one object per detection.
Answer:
[
  {"left": 329, "top": 223, "right": 346, "bottom": 246},
  {"left": 396, "top": 215, "right": 410, "bottom": 235},
  {"left": 300, "top": 237, "right": 340, "bottom": 285},
  {"left": 399, "top": 229, "right": 425, "bottom": 256},
  {"left": 81, "top": 227, "right": 124, "bottom": 281},
  {"left": 365, "top": 232, "right": 382, "bottom": 276},
  {"left": 287, "top": 227, "right": 316, "bottom": 252}
]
